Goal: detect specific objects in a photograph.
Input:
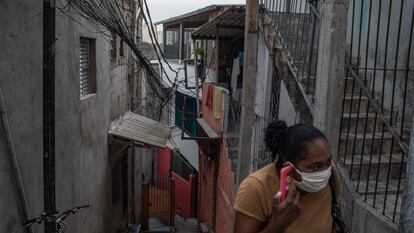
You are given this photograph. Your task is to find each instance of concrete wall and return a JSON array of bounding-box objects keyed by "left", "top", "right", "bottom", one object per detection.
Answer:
[
  {"left": 0, "top": 1, "right": 143, "bottom": 232},
  {"left": 255, "top": 33, "right": 274, "bottom": 118},
  {"left": 110, "top": 55, "right": 130, "bottom": 121},
  {"left": 0, "top": 1, "right": 43, "bottom": 232},
  {"left": 278, "top": 82, "right": 300, "bottom": 126},
  {"left": 337, "top": 164, "right": 399, "bottom": 233},
  {"left": 54, "top": 9, "right": 114, "bottom": 233}
]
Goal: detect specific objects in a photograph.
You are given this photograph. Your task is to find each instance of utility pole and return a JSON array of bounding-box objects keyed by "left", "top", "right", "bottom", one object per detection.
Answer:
[
  {"left": 313, "top": 0, "right": 348, "bottom": 157},
  {"left": 399, "top": 117, "right": 414, "bottom": 232},
  {"left": 236, "top": 0, "right": 259, "bottom": 186},
  {"left": 43, "top": 0, "right": 56, "bottom": 233}
]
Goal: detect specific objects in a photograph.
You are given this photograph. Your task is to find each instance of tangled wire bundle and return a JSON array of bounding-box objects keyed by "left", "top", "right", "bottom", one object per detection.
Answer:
[{"left": 65, "top": 0, "right": 176, "bottom": 120}]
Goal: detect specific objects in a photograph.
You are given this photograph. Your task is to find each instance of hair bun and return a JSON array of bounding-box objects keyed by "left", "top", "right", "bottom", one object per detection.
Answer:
[{"left": 264, "top": 120, "right": 288, "bottom": 154}]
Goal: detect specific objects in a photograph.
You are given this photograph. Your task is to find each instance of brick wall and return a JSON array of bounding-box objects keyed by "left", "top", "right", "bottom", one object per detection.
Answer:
[
  {"left": 215, "top": 139, "right": 236, "bottom": 233},
  {"left": 199, "top": 139, "right": 236, "bottom": 233},
  {"left": 198, "top": 150, "right": 217, "bottom": 230}
]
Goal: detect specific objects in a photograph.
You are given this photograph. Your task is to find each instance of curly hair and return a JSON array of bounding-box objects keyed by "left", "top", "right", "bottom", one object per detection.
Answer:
[{"left": 264, "top": 120, "right": 327, "bottom": 170}]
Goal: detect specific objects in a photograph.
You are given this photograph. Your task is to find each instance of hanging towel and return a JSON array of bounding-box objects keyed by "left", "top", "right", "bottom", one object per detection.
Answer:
[
  {"left": 213, "top": 86, "right": 227, "bottom": 119},
  {"left": 206, "top": 84, "right": 214, "bottom": 110}
]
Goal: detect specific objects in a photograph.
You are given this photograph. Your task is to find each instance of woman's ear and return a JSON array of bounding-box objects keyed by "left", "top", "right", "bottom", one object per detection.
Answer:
[{"left": 292, "top": 168, "right": 302, "bottom": 182}]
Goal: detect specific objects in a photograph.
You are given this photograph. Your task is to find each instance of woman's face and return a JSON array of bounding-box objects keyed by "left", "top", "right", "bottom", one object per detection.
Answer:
[{"left": 295, "top": 138, "right": 332, "bottom": 173}]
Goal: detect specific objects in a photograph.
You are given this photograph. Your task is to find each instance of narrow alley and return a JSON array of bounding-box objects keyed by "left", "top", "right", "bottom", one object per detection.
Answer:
[{"left": 0, "top": 0, "right": 413, "bottom": 233}]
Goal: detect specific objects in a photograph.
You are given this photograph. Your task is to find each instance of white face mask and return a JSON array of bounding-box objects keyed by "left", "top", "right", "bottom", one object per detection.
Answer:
[{"left": 289, "top": 163, "right": 332, "bottom": 193}]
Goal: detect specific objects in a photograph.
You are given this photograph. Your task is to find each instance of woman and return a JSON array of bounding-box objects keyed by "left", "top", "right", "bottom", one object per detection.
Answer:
[{"left": 233, "top": 121, "right": 343, "bottom": 233}]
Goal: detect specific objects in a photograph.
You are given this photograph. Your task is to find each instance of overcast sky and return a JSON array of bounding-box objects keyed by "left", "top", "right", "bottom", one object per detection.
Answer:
[{"left": 146, "top": 0, "right": 246, "bottom": 23}]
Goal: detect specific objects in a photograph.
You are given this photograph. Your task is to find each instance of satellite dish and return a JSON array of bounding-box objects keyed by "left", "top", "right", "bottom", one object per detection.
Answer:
[{"left": 137, "top": 42, "right": 155, "bottom": 60}]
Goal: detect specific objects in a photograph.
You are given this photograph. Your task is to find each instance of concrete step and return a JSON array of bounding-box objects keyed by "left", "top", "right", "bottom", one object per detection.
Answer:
[
  {"left": 174, "top": 216, "right": 199, "bottom": 233},
  {"left": 341, "top": 112, "right": 389, "bottom": 133},
  {"left": 339, "top": 132, "right": 405, "bottom": 155},
  {"left": 362, "top": 189, "right": 403, "bottom": 223},
  {"left": 344, "top": 78, "right": 371, "bottom": 94},
  {"left": 342, "top": 95, "right": 375, "bottom": 114},
  {"left": 341, "top": 153, "right": 406, "bottom": 181},
  {"left": 353, "top": 178, "right": 405, "bottom": 222}
]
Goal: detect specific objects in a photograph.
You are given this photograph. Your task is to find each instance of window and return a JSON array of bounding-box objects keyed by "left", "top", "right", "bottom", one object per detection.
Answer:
[{"left": 79, "top": 37, "right": 96, "bottom": 97}]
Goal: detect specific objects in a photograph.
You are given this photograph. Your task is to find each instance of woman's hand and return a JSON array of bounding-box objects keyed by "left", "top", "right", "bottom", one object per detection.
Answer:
[{"left": 268, "top": 182, "right": 301, "bottom": 232}]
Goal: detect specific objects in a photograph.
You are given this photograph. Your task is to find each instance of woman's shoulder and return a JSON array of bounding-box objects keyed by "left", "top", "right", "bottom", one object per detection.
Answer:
[
  {"left": 238, "top": 163, "right": 279, "bottom": 192},
  {"left": 248, "top": 163, "right": 278, "bottom": 183}
]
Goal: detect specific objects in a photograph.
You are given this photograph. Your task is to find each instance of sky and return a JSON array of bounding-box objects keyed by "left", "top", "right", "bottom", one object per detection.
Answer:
[{"left": 146, "top": 0, "right": 246, "bottom": 23}]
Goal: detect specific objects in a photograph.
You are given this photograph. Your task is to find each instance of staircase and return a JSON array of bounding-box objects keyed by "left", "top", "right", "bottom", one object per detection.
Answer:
[
  {"left": 174, "top": 216, "right": 200, "bottom": 233},
  {"left": 338, "top": 71, "right": 408, "bottom": 222},
  {"left": 143, "top": 216, "right": 199, "bottom": 233}
]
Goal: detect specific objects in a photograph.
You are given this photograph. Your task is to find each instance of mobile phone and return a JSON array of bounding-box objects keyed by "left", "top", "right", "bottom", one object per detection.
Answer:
[{"left": 279, "top": 165, "right": 293, "bottom": 203}]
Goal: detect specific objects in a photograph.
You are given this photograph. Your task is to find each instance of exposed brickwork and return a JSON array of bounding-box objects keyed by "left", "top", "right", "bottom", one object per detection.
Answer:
[
  {"left": 199, "top": 139, "right": 236, "bottom": 233},
  {"left": 199, "top": 150, "right": 217, "bottom": 229},
  {"left": 215, "top": 139, "right": 236, "bottom": 233}
]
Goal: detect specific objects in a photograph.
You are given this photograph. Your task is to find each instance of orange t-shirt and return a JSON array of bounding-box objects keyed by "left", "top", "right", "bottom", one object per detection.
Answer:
[{"left": 234, "top": 163, "right": 341, "bottom": 233}]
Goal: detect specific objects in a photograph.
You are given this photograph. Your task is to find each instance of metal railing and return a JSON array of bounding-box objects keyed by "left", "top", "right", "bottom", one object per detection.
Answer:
[
  {"left": 172, "top": 152, "right": 196, "bottom": 181},
  {"left": 252, "top": 114, "right": 274, "bottom": 172},
  {"left": 225, "top": 99, "right": 242, "bottom": 174},
  {"left": 269, "top": 65, "right": 282, "bottom": 121},
  {"left": 262, "top": 0, "right": 320, "bottom": 102},
  {"left": 338, "top": 0, "right": 414, "bottom": 222}
]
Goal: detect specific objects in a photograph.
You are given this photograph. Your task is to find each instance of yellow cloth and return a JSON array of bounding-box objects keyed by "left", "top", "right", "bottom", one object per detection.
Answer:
[
  {"left": 234, "top": 163, "right": 341, "bottom": 233},
  {"left": 213, "top": 86, "right": 226, "bottom": 119}
]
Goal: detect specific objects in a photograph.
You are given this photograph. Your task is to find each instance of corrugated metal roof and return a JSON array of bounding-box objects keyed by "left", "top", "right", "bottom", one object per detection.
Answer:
[
  {"left": 155, "top": 5, "right": 239, "bottom": 26},
  {"left": 191, "top": 6, "right": 245, "bottom": 40},
  {"left": 109, "top": 112, "right": 171, "bottom": 148}
]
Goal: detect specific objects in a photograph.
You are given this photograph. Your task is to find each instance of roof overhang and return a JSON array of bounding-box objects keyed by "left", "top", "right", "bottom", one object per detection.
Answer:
[
  {"left": 156, "top": 5, "right": 234, "bottom": 29},
  {"left": 109, "top": 112, "right": 171, "bottom": 148},
  {"left": 196, "top": 118, "right": 220, "bottom": 140},
  {"left": 191, "top": 6, "right": 246, "bottom": 40}
]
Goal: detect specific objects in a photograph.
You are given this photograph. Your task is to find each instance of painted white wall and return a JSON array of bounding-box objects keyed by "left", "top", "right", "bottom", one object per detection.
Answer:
[
  {"left": 255, "top": 34, "right": 274, "bottom": 118},
  {"left": 278, "top": 81, "right": 299, "bottom": 126}
]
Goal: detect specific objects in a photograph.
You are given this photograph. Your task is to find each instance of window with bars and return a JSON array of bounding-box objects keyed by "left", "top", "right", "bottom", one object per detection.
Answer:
[{"left": 80, "top": 37, "right": 96, "bottom": 97}]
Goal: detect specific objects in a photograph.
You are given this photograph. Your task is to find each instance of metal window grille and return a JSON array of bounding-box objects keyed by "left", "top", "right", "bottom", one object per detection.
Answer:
[
  {"left": 252, "top": 114, "right": 274, "bottom": 172},
  {"left": 262, "top": 0, "right": 320, "bottom": 103},
  {"left": 224, "top": 99, "right": 242, "bottom": 174},
  {"left": 338, "top": 0, "right": 413, "bottom": 223},
  {"left": 80, "top": 37, "right": 96, "bottom": 97},
  {"left": 172, "top": 152, "right": 196, "bottom": 181},
  {"left": 269, "top": 65, "right": 281, "bottom": 121}
]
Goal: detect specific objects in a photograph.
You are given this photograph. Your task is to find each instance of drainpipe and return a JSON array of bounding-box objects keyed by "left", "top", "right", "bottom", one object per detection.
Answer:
[
  {"left": 0, "top": 88, "right": 34, "bottom": 233},
  {"left": 43, "top": 1, "right": 56, "bottom": 233}
]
